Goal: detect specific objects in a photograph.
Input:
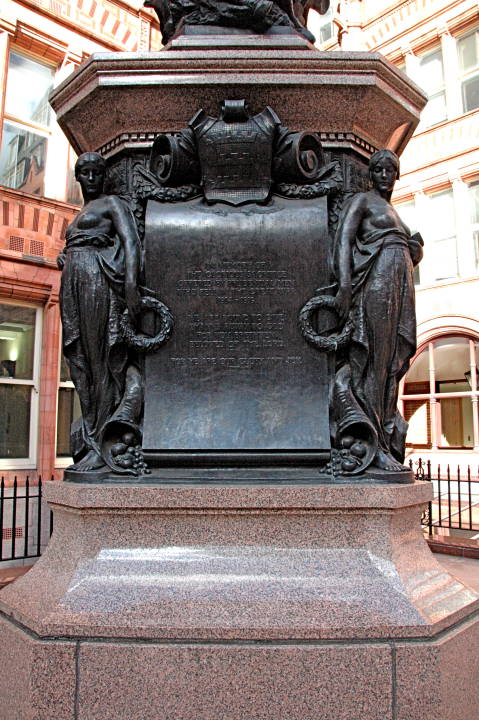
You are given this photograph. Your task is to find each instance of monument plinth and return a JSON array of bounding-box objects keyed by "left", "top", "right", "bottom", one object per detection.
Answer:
[
  {"left": 1, "top": 480, "right": 479, "bottom": 719},
  {"left": 1, "top": 6, "right": 479, "bottom": 718}
]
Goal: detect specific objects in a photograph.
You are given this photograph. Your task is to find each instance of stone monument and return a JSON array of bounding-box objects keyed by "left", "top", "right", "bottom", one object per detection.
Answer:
[{"left": 1, "top": 3, "right": 479, "bottom": 719}]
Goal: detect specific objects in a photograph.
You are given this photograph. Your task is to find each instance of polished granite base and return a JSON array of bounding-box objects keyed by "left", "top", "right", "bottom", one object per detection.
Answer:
[{"left": 1, "top": 480, "right": 478, "bottom": 719}]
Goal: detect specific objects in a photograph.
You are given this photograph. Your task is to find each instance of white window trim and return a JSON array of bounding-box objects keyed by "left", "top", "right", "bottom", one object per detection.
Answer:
[
  {"left": 1, "top": 48, "right": 57, "bottom": 197},
  {"left": 416, "top": 47, "right": 447, "bottom": 130},
  {"left": 457, "top": 28, "right": 479, "bottom": 115},
  {"left": 400, "top": 337, "right": 479, "bottom": 451},
  {"left": 54, "top": 338, "right": 74, "bottom": 468},
  {"left": 3, "top": 48, "right": 56, "bottom": 133},
  {"left": 0, "top": 299, "right": 42, "bottom": 470}
]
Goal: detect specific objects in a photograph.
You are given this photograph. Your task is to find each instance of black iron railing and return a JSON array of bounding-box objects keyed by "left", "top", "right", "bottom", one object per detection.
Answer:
[
  {"left": 412, "top": 459, "right": 479, "bottom": 537},
  {"left": 1, "top": 464, "right": 478, "bottom": 563},
  {"left": 0, "top": 476, "right": 53, "bottom": 563}
]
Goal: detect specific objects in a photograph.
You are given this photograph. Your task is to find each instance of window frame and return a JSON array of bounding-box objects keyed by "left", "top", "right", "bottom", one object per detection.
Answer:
[
  {"left": 317, "top": 6, "right": 334, "bottom": 46},
  {"left": 468, "top": 181, "right": 479, "bottom": 271},
  {"left": 415, "top": 46, "right": 447, "bottom": 130},
  {"left": 55, "top": 340, "right": 76, "bottom": 468},
  {"left": 0, "top": 299, "right": 42, "bottom": 470},
  {"left": 400, "top": 336, "right": 479, "bottom": 452},
  {"left": 423, "top": 188, "right": 458, "bottom": 284},
  {"left": 457, "top": 28, "right": 479, "bottom": 115},
  {"left": 0, "top": 47, "right": 56, "bottom": 197}
]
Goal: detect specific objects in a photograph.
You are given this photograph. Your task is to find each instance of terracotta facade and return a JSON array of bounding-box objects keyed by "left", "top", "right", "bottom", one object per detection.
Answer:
[
  {"left": 310, "top": 0, "right": 479, "bottom": 473},
  {"left": 0, "top": 0, "right": 161, "bottom": 485}
]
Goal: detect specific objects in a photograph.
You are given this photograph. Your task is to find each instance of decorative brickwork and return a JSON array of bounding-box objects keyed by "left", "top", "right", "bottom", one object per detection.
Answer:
[
  {"left": 16, "top": 0, "right": 161, "bottom": 52},
  {"left": 0, "top": 189, "right": 78, "bottom": 262}
]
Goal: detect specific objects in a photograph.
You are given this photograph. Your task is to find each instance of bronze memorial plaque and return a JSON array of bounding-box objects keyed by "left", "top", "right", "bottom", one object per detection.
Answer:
[{"left": 143, "top": 194, "right": 331, "bottom": 463}]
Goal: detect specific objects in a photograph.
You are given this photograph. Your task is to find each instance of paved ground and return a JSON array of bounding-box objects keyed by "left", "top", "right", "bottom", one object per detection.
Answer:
[
  {"left": 437, "top": 554, "right": 479, "bottom": 592},
  {"left": 0, "top": 564, "right": 32, "bottom": 590}
]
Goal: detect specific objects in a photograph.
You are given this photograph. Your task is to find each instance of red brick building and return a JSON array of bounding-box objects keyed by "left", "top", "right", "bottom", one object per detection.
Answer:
[{"left": 0, "top": 0, "right": 161, "bottom": 485}]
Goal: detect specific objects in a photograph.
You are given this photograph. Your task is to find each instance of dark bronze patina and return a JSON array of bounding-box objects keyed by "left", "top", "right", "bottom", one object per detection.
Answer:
[
  {"left": 58, "top": 152, "right": 172, "bottom": 480},
  {"left": 59, "top": 98, "right": 421, "bottom": 484},
  {"left": 143, "top": 0, "right": 330, "bottom": 44},
  {"left": 300, "top": 150, "right": 423, "bottom": 476}
]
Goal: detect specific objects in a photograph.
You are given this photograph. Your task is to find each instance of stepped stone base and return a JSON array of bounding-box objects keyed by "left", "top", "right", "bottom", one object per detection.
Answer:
[{"left": 0, "top": 479, "right": 478, "bottom": 720}]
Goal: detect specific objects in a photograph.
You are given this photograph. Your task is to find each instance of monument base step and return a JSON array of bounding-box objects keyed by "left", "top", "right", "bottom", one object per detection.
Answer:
[
  {"left": 1, "top": 609, "right": 479, "bottom": 720},
  {"left": 0, "top": 479, "right": 478, "bottom": 719}
]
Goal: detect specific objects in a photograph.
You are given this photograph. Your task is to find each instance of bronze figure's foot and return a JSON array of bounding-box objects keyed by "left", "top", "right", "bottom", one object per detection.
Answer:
[
  {"left": 70, "top": 449, "right": 107, "bottom": 473},
  {"left": 372, "top": 449, "right": 407, "bottom": 473}
]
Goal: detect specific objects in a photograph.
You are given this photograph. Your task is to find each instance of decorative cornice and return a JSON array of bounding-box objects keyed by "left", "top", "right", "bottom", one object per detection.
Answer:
[
  {"left": 99, "top": 130, "right": 378, "bottom": 160},
  {"left": 50, "top": 49, "right": 427, "bottom": 158}
]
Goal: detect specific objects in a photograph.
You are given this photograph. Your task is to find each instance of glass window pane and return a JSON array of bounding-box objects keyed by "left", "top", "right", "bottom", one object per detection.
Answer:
[
  {"left": 0, "top": 385, "right": 31, "bottom": 458},
  {"left": 395, "top": 199, "right": 416, "bottom": 234},
  {"left": 0, "top": 304, "right": 36, "bottom": 380},
  {"left": 4, "top": 52, "right": 54, "bottom": 125},
  {"left": 66, "top": 149, "right": 83, "bottom": 206},
  {"left": 458, "top": 32, "right": 478, "bottom": 73},
  {"left": 440, "top": 397, "right": 474, "bottom": 448},
  {"left": 404, "top": 399, "right": 431, "bottom": 447},
  {"left": 307, "top": 7, "right": 333, "bottom": 45},
  {"left": 470, "top": 184, "right": 479, "bottom": 225},
  {"left": 418, "top": 49, "right": 444, "bottom": 93},
  {"left": 57, "top": 388, "right": 81, "bottom": 457},
  {"left": 403, "top": 345, "right": 429, "bottom": 393},
  {"left": 59, "top": 352, "right": 71, "bottom": 383},
  {"left": 0, "top": 121, "right": 47, "bottom": 195},
  {"left": 434, "top": 336, "right": 469, "bottom": 384},
  {"left": 430, "top": 237, "right": 458, "bottom": 281},
  {"left": 319, "top": 8, "right": 333, "bottom": 44},
  {"left": 462, "top": 74, "right": 479, "bottom": 113},
  {"left": 419, "top": 92, "right": 447, "bottom": 127},
  {"left": 474, "top": 231, "right": 479, "bottom": 274},
  {"left": 424, "top": 190, "right": 457, "bottom": 281},
  {"left": 428, "top": 190, "right": 455, "bottom": 240}
]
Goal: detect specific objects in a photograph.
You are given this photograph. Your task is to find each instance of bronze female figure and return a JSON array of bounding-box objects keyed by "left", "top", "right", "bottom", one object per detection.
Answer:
[
  {"left": 334, "top": 149, "right": 423, "bottom": 471},
  {"left": 59, "top": 152, "right": 141, "bottom": 473}
]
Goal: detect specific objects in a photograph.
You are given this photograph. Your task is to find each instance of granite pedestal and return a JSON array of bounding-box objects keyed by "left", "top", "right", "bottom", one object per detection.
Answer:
[
  {"left": 4, "top": 24, "right": 476, "bottom": 720},
  {"left": 1, "top": 479, "right": 478, "bottom": 719}
]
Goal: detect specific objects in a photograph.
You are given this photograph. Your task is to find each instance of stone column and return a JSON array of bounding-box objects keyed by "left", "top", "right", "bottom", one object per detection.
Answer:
[
  {"left": 451, "top": 173, "right": 476, "bottom": 278},
  {"left": 428, "top": 341, "right": 439, "bottom": 450},
  {"left": 37, "top": 287, "right": 61, "bottom": 479},
  {"left": 469, "top": 338, "right": 479, "bottom": 451},
  {"left": 403, "top": 44, "right": 419, "bottom": 80},
  {"left": 338, "top": 0, "right": 365, "bottom": 50},
  {"left": 440, "top": 28, "right": 462, "bottom": 118},
  {"left": 0, "top": 30, "right": 11, "bottom": 143}
]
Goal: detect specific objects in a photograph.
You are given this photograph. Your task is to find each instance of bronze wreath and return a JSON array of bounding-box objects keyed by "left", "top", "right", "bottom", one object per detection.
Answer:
[
  {"left": 120, "top": 295, "right": 173, "bottom": 352},
  {"left": 275, "top": 181, "right": 335, "bottom": 199},
  {"left": 299, "top": 294, "right": 353, "bottom": 352}
]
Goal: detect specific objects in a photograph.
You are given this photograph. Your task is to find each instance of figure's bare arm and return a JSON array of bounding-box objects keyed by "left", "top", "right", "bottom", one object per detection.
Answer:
[
  {"left": 108, "top": 196, "right": 141, "bottom": 318},
  {"left": 335, "top": 194, "right": 367, "bottom": 322},
  {"left": 408, "top": 231, "right": 424, "bottom": 267}
]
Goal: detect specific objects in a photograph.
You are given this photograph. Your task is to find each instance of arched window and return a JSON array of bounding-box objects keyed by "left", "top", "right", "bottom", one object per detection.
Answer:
[{"left": 400, "top": 336, "right": 479, "bottom": 451}]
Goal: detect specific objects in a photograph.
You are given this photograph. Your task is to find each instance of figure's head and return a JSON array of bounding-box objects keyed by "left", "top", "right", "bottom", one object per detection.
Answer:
[
  {"left": 369, "top": 149, "right": 400, "bottom": 197},
  {"left": 75, "top": 152, "right": 106, "bottom": 200}
]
